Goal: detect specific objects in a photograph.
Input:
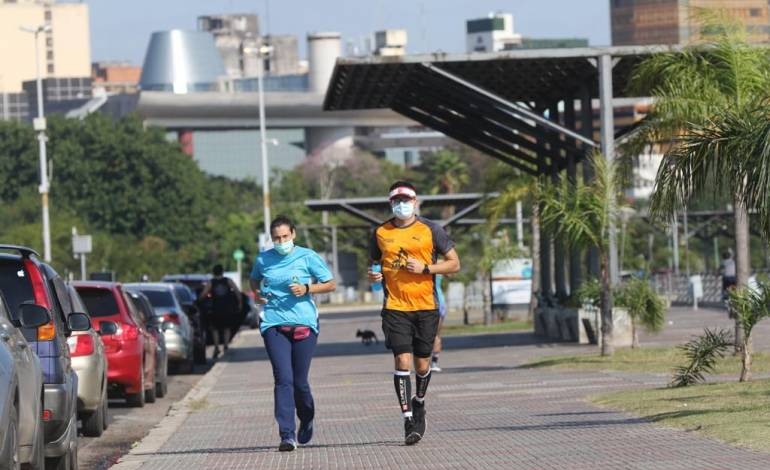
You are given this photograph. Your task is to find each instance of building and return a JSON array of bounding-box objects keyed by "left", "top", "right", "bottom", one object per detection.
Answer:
[
  {"left": 0, "top": 0, "right": 91, "bottom": 120},
  {"left": 611, "top": 0, "right": 770, "bottom": 45},
  {"left": 466, "top": 12, "right": 522, "bottom": 53},
  {"left": 374, "top": 30, "right": 407, "bottom": 56},
  {"left": 198, "top": 14, "right": 302, "bottom": 78},
  {"left": 92, "top": 61, "right": 142, "bottom": 94}
]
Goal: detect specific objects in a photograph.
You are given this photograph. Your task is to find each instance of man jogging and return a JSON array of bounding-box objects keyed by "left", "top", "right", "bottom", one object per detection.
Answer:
[{"left": 368, "top": 181, "right": 460, "bottom": 445}]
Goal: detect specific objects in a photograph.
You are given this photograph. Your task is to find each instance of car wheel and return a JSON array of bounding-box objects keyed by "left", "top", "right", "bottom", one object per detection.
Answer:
[
  {"left": 155, "top": 372, "right": 167, "bottom": 398},
  {"left": 80, "top": 390, "right": 104, "bottom": 437},
  {"left": 102, "top": 385, "right": 109, "bottom": 431},
  {"left": 28, "top": 402, "right": 45, "bottom": 470},
  {"left": 193, "top": 341, "right": 206, "bottom": 365},
  {"left": 3, "top": 402, "right": 20, "bottom": 470},
  {"left": 144, "top": 381, "right": 156, "bottom": 404},
  {"left": 125, "top": 364, "right": 145, "bottom": 407}
]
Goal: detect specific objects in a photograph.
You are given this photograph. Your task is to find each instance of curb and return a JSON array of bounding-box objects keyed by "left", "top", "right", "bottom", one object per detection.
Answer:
[{"left": 107, "top": 334, "right": 244, "bottom": 470}]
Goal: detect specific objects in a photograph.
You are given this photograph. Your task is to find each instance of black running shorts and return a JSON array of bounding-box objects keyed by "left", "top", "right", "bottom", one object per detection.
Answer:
[{"left": 381, "top": 308, "right": 440, "bottom": 358}]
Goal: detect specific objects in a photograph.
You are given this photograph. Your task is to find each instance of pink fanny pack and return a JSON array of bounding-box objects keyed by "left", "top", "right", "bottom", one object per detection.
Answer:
[{"left": 278, "top": 325, "right": 312, "bottom": 341}]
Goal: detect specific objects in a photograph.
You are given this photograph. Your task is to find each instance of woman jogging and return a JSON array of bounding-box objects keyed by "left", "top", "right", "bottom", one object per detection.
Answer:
[{"left": 249, "top": 215, "right": 336, "bottom": 451}]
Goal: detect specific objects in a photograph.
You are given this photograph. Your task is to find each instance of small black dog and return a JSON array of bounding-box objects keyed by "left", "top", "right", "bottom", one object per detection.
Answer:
[{"left": 356, "top": 329, "right": 378, "bottom": 345}]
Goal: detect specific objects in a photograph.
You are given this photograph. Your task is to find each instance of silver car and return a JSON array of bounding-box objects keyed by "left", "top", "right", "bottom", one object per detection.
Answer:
[
  {"left": 0, "top": 293, "right": 49, "bottom": 470},
  {"left": 125, "top": 283, "right": 194, "bottom": 373},
  {"left": 65, "top": 284, "right": 116, "bottom": 438}
]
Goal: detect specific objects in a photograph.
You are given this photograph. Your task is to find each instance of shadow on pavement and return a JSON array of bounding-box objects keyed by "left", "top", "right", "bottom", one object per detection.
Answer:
[
  {"left": 221, "top": 331, "right": 558, "bottom": 363},
  {"left": 448, "top": 416, "right": 649, "bottom": 433}
]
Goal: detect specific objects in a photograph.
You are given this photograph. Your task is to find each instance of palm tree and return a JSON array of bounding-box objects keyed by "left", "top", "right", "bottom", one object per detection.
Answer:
[
  {"left": 626, "top": 10, "right": 770, "bottom": 351},
  {"left": 539, "top": 152, "right": 627, "bottom": 356},
  {"left": 727, "top": 280, "right": 770, "bottom": 381},
  {"left": 416, "top": 149, "right": 470, "bottom": 218}
]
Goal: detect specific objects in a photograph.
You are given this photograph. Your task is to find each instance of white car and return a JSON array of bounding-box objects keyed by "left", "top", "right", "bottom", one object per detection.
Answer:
[
  {"left": 0, "top": 293, "right": 49, "bottom": 470},
  {"left": 65, "top": 284, "right": 116, "bottom": 437}
]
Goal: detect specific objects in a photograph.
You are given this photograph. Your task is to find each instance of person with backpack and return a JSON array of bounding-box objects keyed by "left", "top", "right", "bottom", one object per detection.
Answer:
[{"left": 199, "top": 264, "right": 242, "bottom": 359}]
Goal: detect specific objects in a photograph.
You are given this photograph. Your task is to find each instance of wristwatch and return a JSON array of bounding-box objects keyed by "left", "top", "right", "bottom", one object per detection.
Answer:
[{"left": 422, "top": 263, "right": 430, "bottom": 274}]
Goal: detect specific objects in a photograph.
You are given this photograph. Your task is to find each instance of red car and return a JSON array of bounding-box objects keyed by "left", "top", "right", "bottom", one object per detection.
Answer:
[{"left": 73, "top": 281, "right": 158, "bottom": 407}]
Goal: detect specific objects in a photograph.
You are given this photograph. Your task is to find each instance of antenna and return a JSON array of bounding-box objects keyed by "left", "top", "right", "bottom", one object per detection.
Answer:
[{"left": 264, "top": 0, "right": 270, "bottom": 36}]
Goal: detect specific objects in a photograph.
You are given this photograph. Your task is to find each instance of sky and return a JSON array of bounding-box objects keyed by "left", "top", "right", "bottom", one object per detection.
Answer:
[{"left": 73, "top": 0, "right": 611, "bottom": 65}]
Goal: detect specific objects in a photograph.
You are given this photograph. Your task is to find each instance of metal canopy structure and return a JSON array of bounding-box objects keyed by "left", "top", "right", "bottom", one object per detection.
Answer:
[
  {"left": 321, "top": 45, "right": 678, "bottom": 299},
  {"left": 323, "top": 46, "right": 675, "bottom": 177},
  {"left": 305, "top": 193, "right": 499, "bottom": 227}
]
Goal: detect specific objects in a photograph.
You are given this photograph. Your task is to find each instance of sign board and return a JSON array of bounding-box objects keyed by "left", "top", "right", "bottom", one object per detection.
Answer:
[
  {"left": 233, "top": 249, "right": 245, "bottom": 261},
  {"left": 72, "top": 234, "right": 92, "bottom": 254},
  {"left": 491, "top": 258, "right": 533, "bottom": 305},
  {"left": 689, "top": 275, "right": 703, "bottom": 300}
]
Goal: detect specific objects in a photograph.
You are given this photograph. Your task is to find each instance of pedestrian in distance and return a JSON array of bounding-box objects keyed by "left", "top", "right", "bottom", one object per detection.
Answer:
[
  {"left": 431, "top": 273, "right": 447, "bottom": 372},
  {"left": 198, "top": 264, "right": 242, "bottom": 359},
  {"left": 249, "top": 215, "right": 336, "bottom": 452},
  {"left": 368, "top": 181, "right": 460, "bottom": 445},
  {"left": 720, "top": 248, "right": 737, "bottom": 318}
]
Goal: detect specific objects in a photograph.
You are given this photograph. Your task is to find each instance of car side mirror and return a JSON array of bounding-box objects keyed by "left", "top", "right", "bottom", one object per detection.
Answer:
[
  {"left": 98, "top": 320, "right": 118, "bottom": 336},
  {"left": 68, "top": 312, "right": 91, "bottom": 332},
  {"left": 18, "top": 303, "right": 51, "bottom": 328}
]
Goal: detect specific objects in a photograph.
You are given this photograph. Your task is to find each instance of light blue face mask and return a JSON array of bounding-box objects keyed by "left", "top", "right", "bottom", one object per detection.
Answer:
[
  {"left": 392, "top": 201, "right": 415, "bottom": 220},
  {"left": 274, "top": 239, "right": 294, "bottom": 255}
]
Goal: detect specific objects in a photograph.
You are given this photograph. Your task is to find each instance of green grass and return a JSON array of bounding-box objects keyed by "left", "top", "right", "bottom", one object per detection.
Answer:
[
  {"left": 522, "top": 348, "right": 770, "bottom": 451},
  {"left": 522, "top": 347, "right": 770, "bottom": 375},
  {"left": 441, "top": 320, "right": 531, "bottom": 336},
  {"left": 594, "top": 379, "right": 770, "bottom": 451}
]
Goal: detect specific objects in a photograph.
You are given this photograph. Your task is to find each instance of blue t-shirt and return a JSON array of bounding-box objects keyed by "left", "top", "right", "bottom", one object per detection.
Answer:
[{"left": 249, "top": 246, "right": 333, "bottom": 334}]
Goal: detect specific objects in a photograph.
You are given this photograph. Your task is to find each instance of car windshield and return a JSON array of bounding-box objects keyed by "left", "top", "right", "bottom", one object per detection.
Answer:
[
  {"left": 140, "top": 290, "right": 175, "bottom": 308},
  {"left": 0, "top": 259, "right": 34, "bottom": 320},
  {"left": 77, "top": 287, "right": 119, "bottom": 317},
  {"left": 174, "top": 285, "right": 195, "bottom": 303}
]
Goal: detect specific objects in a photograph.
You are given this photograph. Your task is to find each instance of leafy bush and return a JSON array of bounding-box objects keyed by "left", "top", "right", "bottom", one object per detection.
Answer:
[{"left": 614, "top": 276, "right": 666, "bottom": 333}]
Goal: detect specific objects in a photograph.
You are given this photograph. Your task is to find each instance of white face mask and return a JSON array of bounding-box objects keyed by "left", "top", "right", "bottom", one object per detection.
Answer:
[
  {"left": 274, "top": 239, "right": 294, "bottom": 255},
  {"left": 392, "top": 201, "right": 415, "bottom": 220}
]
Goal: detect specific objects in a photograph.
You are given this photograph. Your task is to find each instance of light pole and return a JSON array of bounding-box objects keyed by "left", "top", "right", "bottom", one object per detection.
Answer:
[
  {"left": 21, "top": 24, "right": 52, "bottom": 262},
  {"left": 245, "top": 42, "right": 274, "bottom": 247}
]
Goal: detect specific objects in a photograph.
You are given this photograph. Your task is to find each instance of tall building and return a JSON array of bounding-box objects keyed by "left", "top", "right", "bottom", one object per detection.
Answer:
[
  {"left": 198, "top": 14, "right": 301, "bottom": 78},
  {"left": 0, "top": 0, "right": 90, "bottom": 120},
  {"left": 466, "top": 12, "right": 522, "bottom": 53},
  {"left": 611, "top": 0, "right": 770, "bottom": 45},
  {"left": 0, "top": 0, "right": 91, "bottom": 93}
]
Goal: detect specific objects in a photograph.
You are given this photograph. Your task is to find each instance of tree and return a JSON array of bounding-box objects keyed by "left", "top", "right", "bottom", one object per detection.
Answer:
[
  {"left": 727, "top": 280, "right": 770, "bottom": 381},
  {"left": 414, "top": 149, "right": 470, "bottom": 217},
  {"left": 539, "top": 152, "right": 627, "bottom": 356},
  {"left": 627, "top": 10, "right": 770, "bottom": 351}
]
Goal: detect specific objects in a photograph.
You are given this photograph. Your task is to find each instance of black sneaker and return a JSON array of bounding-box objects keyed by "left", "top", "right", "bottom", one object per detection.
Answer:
[
  {"left": 410, "top": 398, "right": 426, "bottom": 442},
  {"left": 278, "top": 439, "right": 297, "bottom": 452},
  {"left": 404, "top": 417, "right": 420, "bottom": 445},
  {"left": 298, "top": 419, "right": 313, "bottom": 444}
]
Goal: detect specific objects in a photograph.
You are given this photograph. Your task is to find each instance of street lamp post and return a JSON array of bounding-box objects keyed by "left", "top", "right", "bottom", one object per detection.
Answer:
[
  {"left": 21, "top": 24, "right": 52, "bottom": 262},
  {"left": 257, "top": 44, "right": 271, "bottom": 241}
]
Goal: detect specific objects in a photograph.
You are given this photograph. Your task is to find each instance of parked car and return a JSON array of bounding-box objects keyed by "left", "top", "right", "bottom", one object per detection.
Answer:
[
  {"left": 64, "top": 284, "right": 116, "bottom": 437},
  {"left": 166, "top": 282, "right": 206, "bottom": 365},
  {"left": 0, "top": 245, "right": 90, "bottom": 470},
  {"left": 125, "top": 289, "right": 168, "bottom": 398},
  {"left": 0, "top": 293, "right": 49, "bottom": 470},
  {"left": 160, "top": 273, "right": 210, "bottom": 297},
  {"left": 124, "top": 283, "right": 195, "bottom": 373},
  {"left": 72, "top": 281, "right": 158, "bottom": 407}
]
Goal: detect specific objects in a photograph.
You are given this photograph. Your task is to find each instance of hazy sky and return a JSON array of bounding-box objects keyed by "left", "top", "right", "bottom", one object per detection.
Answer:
[{"left": 75, "top": 0, "right": 611, "bottom": 65}]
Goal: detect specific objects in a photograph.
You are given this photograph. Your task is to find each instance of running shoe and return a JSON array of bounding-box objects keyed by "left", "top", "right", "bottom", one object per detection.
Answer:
[
  {"left": 404, "top": 417, "right": 420, "bottom": 445},
  {"left": 410, "top": 397, "right": 426, "bottom": 442},
  {"left": 298, "top": 419, "right": 314, "bottom": 444},
  {"left": 278, "top": 439, "right": 297, "bottom": 452},
  {"left": 430, "top": 360, "right": 442, "bottom": 372}
]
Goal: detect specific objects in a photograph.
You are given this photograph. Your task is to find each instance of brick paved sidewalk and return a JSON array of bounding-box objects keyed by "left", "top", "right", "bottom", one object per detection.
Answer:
[{"left": 112, "top": 306, "right": 770, "bottom": 470}]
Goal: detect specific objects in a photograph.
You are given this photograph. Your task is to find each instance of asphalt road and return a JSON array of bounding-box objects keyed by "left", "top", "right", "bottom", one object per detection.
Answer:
[{"left": 76, "top": 354, "right": 215, "bottom": 470}]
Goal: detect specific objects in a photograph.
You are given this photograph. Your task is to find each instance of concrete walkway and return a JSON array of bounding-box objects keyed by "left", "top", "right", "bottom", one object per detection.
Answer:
[{"left": 112, "top": 306, "right": 770, "bottom": 470}]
